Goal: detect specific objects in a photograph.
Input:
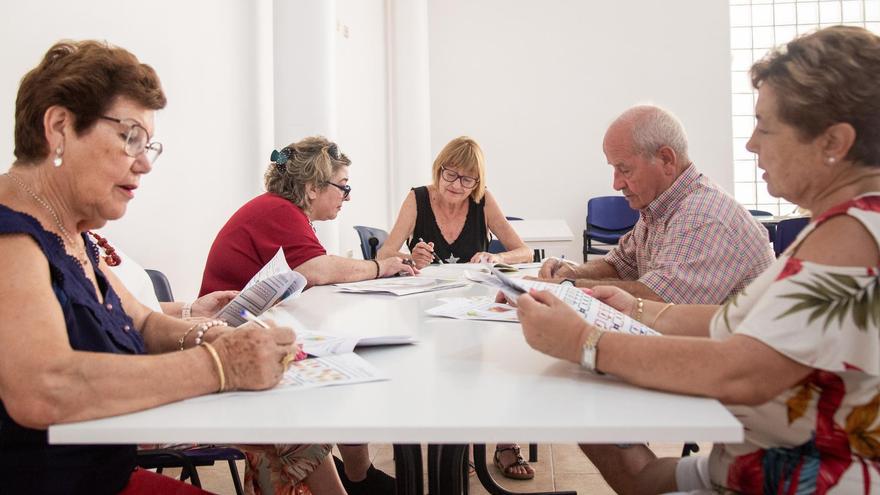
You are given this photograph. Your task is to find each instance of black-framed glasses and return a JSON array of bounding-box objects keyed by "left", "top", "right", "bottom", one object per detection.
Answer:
[
  {"left": 327, "top": 181, "right": 351, "bottom": 199},
  {"left": 440, "top": 166, "right": 478, "bottom": 189},
  {"left": 98, "top": 115, "right": 163, "bottom": 164}
]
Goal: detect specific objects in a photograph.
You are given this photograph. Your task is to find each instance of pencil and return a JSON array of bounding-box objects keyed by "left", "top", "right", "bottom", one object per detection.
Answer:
[{"left": 239, "top": 309, "right": 270, "bottom": 328}]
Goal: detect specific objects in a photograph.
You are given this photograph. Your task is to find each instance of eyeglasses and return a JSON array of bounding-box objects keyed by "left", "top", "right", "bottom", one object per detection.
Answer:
[
  {"left": 327, "top": 181, "right": 351, "bottom": 199},
  {"left": 98, "top": 116, "right": 163, "bottom": 164},
  {"left": 440, "top": 166, "right": 478, "bottom": 189}
]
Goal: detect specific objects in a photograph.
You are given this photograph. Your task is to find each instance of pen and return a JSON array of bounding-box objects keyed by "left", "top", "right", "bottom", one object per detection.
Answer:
[
  {"left": 418, "top": 237, "right": 444, "bottom": 264},
  {"left": 239, "top": 309, "right": 270, "bottom": 328}
]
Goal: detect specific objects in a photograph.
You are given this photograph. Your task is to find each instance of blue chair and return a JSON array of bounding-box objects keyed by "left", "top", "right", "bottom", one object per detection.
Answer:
[
  {"left": 487, "top": 216, "right": 523, "bottom": 254},
  {"left": 145, "top": 269, "right": 174, "bottom": 302},
  {"left": 138, "top": 269, "right": 246, "bottom": 494},
  {"left": 583, "top": 196, "right": 639, "bottom": 259},
  {"left": 353, "top": 225, "right": 389, "bottom": 260},
  {"left": 749, "top": 209, "right": 776, "bottom": 242},
  {"left": 774, "top": 217, "right": 810, "bottom": 257}
]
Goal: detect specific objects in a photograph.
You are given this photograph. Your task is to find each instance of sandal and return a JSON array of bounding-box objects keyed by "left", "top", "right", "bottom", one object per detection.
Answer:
[{"left": 493, "top": 445, "right": 535, "bottom": 480}]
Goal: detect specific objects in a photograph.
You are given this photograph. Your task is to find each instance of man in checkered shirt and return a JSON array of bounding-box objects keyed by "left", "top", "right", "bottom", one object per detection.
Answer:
[{"left": 539, "top": 105, "right": 774, "bottom": 304}]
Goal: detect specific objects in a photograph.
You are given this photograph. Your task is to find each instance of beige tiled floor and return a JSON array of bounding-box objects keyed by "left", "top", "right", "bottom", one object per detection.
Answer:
[{"left": 170, "top": 442, "right": 711, "bottom": 494}]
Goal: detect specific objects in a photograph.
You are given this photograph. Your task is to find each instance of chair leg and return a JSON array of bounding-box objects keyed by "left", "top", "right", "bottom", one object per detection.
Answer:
[
  {"left": 528, "top": 444, "right": 538, "bottom": 463},
  {"left": 681, "top": 443, "right": 700, "bottom": 457},
  {"left": 228, "top": 459, "right": 245, "bottom": 495}
]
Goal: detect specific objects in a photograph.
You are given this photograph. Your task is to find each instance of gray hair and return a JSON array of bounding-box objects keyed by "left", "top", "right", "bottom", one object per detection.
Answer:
[{"left": 619, "top": 105, "right": 690, "bottom": 163}]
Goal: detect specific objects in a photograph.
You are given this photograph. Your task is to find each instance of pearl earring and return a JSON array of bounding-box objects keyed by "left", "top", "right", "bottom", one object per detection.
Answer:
[{"left": 53, "top": 146, "right": 63, "bottom": 167}]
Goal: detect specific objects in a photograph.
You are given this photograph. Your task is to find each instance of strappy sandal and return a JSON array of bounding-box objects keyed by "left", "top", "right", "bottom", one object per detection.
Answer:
[{"left": 493, "top": 445, "right": 535, "bottom": 480}]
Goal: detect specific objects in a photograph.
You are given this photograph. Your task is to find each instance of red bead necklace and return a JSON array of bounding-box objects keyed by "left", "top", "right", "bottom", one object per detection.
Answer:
[{"left": 87, "top": 231, "right": 122, "bottom": 266}]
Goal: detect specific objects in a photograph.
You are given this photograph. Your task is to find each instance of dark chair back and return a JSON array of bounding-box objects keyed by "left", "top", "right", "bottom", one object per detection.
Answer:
[
  {"left": 749, "top": 209, "right": 776, "bottom": 242},
  {"left": 145, "top": 269, "right": 174, "bottom": 302},
  {"left": 487, "top": 216, "right": 523, "bottom": 254},
  {"left": 353, "top": 225, "right": 389, "bottom": 259},
  {"left": 774, "top": 217, "right": 810, "bottom": 257},
  {"left": 583, "top": 196, "right": 639, "bottom": 258}
]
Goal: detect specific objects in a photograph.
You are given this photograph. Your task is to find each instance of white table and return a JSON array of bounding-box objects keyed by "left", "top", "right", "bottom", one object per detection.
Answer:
[
  {"left": 50, "top": 271, "right": 741, "bottom": 494},
  {"left": 509, "top": 219, "right": 574, "bottom": 261}
]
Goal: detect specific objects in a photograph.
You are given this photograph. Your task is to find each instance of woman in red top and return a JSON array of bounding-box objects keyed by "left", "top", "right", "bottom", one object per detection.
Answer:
[
  {"left": 200, "top": 136, "right": 401, "bottom": 494},
  {"left": 200, "top": 136, "right": 414, "bottom": 295}
]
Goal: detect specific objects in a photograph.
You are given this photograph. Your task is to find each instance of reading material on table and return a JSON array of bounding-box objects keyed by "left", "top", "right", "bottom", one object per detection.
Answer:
[
  {"left": 298, "top": 331, "right": 417, "bottom": 356},
  {"left": 278, "top": 353, "right": 388, "bottom": 389},
  {"left": 469, "top": 268, "right": 660, "bottom": 336},
  {"left": 214, "top": 247, "right": 307, "bottom": 326},
  {"left": 334, "top": 276, "right": 467, "bottom": 296},
  {"left": 425, "top": 296, "right": 519, "bottom": 322}
]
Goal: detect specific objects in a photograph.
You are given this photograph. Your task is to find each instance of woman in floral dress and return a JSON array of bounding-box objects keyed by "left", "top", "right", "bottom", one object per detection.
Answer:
[{"left": 516, "top": 25, "right": 880, "bottom": 493}]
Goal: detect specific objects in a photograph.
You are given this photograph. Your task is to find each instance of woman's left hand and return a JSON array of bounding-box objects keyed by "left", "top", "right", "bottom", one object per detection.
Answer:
[
  {"left": 517, "top": 288, "right": 592, "bottom": 363},
  {"left": 191, "top": 290, "right": 240, "bottom": 318},
  {"left": 469, "top": 252, "right": 501, "bottom": 264}
]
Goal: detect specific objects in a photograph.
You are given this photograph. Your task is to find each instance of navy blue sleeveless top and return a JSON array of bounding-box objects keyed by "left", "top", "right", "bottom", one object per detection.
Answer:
[
  {"left": 406, "top": 186, "right": 488, "bottom": 263},
  {"left": 0, "top": 205, "right": 145, "bottom": 494}
]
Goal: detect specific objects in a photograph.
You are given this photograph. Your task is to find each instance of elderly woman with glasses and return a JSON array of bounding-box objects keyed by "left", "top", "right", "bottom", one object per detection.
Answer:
[
  {"left": 377, "top": 136, "right": 534, "bottom": 479},
  {"left": 200, "top": 135, "right": 415, "bottom": 295},
  {"left": 378, "top": 136, "right": 532, "bottom": 268},
  {"left": 199, "top": 135, "right": 403, "bottom": 495},
  {"left": 0, "top": 40, "right": 298, "bottom": 494}
]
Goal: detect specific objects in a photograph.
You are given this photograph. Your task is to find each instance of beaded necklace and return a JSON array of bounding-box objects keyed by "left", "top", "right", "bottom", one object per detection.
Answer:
[{"left": 5, "top": 172, "right": 94, "bottom": 266}]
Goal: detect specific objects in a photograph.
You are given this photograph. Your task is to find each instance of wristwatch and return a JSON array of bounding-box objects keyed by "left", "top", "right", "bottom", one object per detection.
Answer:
[
  {"left": 580, "top": 329, "right": 605, "bottom": 374},
  {"left": 560, "top": 278, "right": 576, "bottom": 287}
]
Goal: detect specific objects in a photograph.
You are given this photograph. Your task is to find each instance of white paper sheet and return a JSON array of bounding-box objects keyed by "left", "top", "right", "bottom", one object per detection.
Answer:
[
  {"left": 213, "top": 248, "right": 307, "bottom": 326},
  {"left": 334, "top": 276, "right": 467, "bottom": 296},
  {"left": 425, "top": 296, "right": 519, "bottom": 322}
]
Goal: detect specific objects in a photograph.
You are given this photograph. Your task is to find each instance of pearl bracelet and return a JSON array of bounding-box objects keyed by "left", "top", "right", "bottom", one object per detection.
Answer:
[{"left": 178, "top": 320, "right": 227, "bottom": 351}]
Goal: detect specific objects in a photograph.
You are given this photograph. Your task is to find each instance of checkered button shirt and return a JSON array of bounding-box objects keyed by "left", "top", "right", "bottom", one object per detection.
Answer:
[{"left": 603, "top": 164, "right": 774, "bottom": 304}]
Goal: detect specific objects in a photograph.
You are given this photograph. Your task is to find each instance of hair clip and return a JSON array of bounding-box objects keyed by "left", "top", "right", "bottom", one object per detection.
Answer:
[
  {"left": 271, "top": 147, "right": 294, "bottom": 170},
  {"left": 327, "top": 143, "right": 340, "bottom": 160}
]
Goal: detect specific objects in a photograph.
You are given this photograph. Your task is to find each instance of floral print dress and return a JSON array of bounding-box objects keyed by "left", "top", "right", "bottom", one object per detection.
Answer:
[
  {"left": 708, "top": 194, "right": 880, "bottom": 493},
  {"left": 239, "top": 443, "right": 333, "bottom": 495}
]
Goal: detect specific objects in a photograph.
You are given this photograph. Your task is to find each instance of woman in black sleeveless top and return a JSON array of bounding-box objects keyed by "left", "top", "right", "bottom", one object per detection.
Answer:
[
  {"left": 377, "top": 137, "right": 535, "bottom": 480},
  {"left": 378, "top": 137, "right": 532, "bottom": 268}
]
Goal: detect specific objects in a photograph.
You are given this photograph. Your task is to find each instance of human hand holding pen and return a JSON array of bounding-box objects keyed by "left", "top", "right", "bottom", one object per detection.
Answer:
[
  {"left": 239, "top": 309, "right": 304, "bottom": 368},
  {"left": 412, "top": 237, "right": 440, "bottom": 268},
  {"left": 537, "top": 255, "right": 578, "bottom": 279}
]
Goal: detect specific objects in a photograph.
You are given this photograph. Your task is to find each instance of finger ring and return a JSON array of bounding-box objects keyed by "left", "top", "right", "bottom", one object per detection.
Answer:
[{"left": 281, "top": 353, "right": 297, "bottom": 370}]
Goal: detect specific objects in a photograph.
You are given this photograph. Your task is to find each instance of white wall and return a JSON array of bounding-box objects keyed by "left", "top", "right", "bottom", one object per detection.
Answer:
[
  {"left": 0, "top": 0, "right": 264, "bottom": 300},
  {"left": 427, "top": 0, "right": 733, "bottom": 261},
  {"left": 335, "top": 0, "right": 394, "bottom": 258},
  {"left": 1, "top": 0, "right": 735, "bottom": 301}
]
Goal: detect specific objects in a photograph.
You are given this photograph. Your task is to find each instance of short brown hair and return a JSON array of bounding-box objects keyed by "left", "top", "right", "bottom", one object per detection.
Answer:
[
  {"left": 431, "top": 136, "right": 487, "bottom": 202},
  {"left": 751, "top": 26, "right": 880, "bottom": 167},
  {"left": 14, "top": 40, "right": 167, "bottom": 164},
  {"left": 264, "top": 136, "right": 351, "bottom": 211}
]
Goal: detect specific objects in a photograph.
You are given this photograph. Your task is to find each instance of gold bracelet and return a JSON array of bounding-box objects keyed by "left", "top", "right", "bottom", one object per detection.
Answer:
[
  {"left": 634, "top": 297, "right": 644, "bottom": 322},
  {"left": 651, "top": 302, "right": 675, "bottom": 327},
  {"left": 200, "top": 342, "right": 226, "bottom": 392},
  {"left": 178, "top": 323, "right": 200, "bottom": 350}
]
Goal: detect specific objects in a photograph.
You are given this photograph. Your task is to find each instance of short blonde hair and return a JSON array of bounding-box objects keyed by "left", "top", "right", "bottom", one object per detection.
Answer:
[
  {"left": 264, "top": 136, "right": 351, "bottom": 210},
  {"left": 751, "top": 26, "right": 880, "bottom": 166},
  {"left": 431, "top": 136, "right": 487, "bottom": 202}
]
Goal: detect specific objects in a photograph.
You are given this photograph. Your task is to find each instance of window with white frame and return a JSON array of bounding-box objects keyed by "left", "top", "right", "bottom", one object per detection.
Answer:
[{"left": 729, "top": 0, "right": 880, "bottom": 215}]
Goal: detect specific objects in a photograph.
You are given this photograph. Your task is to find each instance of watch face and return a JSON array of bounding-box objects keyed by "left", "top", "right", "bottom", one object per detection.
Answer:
[{"left": 561, "top": 279, "right": 575, "bottom": 287}]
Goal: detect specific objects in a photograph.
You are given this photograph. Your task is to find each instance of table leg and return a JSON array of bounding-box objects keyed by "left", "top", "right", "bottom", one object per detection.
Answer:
[
  {"left": 394, "top": 444, "right": 424, "bottom": 495},
  {"left": 435, "top": 444, "right": 469, "bottom": 495}
]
